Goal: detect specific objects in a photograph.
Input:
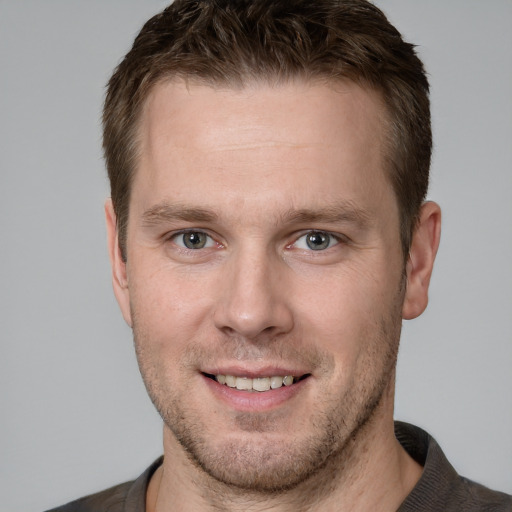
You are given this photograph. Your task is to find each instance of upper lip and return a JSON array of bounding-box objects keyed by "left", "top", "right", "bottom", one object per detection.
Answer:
[{"left": 201, "top": 365, "right": 310, "bottom": 379}]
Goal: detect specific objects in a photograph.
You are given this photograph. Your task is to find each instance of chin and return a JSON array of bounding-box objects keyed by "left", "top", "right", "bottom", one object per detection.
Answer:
[
  {"left": 161, "top": 382, "right": 389, "bottom": 494},
  {"left": 176, "top": 430, "right": 334, "bottom": 493}
]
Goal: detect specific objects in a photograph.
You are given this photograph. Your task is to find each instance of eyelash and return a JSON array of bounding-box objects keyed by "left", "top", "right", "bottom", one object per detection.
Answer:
[
  {"left": 168, "top": 229, "right": 345, "bottom": 253},
  {"left": 291, "top": 231, "right": 342, "bottom": 251},
  {"left": 169, "top": 230, "right": 218, "bottom": 250}
]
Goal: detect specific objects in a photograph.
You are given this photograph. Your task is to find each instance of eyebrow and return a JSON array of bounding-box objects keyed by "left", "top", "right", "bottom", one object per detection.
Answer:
[
  {"left": 140, "top": 200, "right": 372, "bottom": 229},
  {"left": 141, "top": 202, "right": 218, "bottom": 226},
  {"left": 281, "top": 203, "right": 373, "bottom": 228}
]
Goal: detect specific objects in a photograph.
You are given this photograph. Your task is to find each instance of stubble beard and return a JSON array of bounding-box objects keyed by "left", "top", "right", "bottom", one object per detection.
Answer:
[{"left": 132, "top": 292, "right": 403, "bottom": 495}]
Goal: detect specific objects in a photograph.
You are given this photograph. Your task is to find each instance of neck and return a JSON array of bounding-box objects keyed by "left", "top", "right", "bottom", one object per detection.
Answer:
[{"left": 148, "top": 382, "right": 422, "bottom": 512}]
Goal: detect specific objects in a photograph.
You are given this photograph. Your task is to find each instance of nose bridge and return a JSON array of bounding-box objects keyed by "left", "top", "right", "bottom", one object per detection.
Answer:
[{"left": 214, "top": 241, "right": 293, "bottom": 339}]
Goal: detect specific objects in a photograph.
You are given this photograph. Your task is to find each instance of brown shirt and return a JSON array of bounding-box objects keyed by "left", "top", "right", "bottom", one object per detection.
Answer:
[{"left": 46, "top": 422, "right": 512, "bottom": 512}]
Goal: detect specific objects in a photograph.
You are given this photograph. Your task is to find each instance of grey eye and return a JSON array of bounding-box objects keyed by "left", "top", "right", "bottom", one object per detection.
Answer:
[
  {"left": 181, "top": 231, "right": 209, "bottom": 249},
  {"left": 305, "top": 231, "right": 331, "bottom": 250}
]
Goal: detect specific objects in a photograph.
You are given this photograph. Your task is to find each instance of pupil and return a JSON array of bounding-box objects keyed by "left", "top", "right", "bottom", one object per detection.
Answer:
[
  {"left": 307, "top": 232, "right": 329, "bottom": 250},
  {"left": 184, "top": 232, "right": 206, "bottom": 249}
]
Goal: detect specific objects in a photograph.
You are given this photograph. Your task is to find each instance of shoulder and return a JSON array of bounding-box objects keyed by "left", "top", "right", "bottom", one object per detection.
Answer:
[
  {"left": 436, "top": 476, "right": 512, "bottom": 512},
  {"left": 44, "top": 480, "right": 133, "bottom": 512},
  {"left": 44, "top": 457, "right": 163, "bottom": 512},
  {"left": 455, "top": 476, "right": 512, "bottom": 511},
  {"left": 396, "top": 422, "right": 512, "bottom": 511}
]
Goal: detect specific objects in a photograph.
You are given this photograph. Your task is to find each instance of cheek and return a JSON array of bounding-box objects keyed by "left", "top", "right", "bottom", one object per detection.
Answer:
[
  {"left": 295, "top": 264, "right": 385, "bottom": 324},
  {"left": 292, "top": 264, "right": 400, "bottom": 363},
  {"left": 128, "top": 261, "right": 216, "bottom": 351}
]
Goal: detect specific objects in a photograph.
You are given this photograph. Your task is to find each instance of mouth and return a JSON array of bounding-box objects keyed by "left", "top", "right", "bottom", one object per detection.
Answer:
[{"left": 202, "top": 373, "right": 311, "bottom": 392}]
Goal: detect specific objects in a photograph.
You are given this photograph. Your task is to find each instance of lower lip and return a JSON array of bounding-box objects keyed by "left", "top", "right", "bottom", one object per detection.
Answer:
[{"left": 202, "top": 374, "right": 309, "bottom": 412}]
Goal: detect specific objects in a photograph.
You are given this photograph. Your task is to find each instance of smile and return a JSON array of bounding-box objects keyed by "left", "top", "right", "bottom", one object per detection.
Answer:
[{"left": 204, "top": 373, "right": 309, "bottom": 392}]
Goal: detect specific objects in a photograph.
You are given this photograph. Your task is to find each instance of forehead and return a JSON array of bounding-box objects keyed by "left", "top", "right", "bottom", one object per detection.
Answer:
[
  {"left": 140, "top": 78, "right": 386, "bottom": 151},
  {"left": 133, "top": 79, "right": 393, "bottom": 219}
]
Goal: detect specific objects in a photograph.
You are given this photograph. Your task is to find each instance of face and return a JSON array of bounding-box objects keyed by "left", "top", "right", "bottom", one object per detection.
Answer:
[{"left": 107, "top": 79, "right": 427, "bottom": 492}]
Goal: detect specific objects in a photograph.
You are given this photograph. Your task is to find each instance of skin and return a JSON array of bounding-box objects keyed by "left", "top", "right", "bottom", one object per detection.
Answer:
[{"left": 106, "top": 79, "right": 441, "bottom": 511}]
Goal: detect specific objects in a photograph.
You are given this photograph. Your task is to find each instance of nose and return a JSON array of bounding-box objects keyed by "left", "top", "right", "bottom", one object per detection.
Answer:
[{"left": 213, "top": 246, "right": 294, "bottom": 341}]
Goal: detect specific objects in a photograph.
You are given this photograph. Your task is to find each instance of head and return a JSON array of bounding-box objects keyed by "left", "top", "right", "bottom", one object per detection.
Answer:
[
  {"left": 103, "top": 0, "right": 441, "bottom": 499},
  {"left": 103, "top": 0, "right": 431, "bottom": 263}
]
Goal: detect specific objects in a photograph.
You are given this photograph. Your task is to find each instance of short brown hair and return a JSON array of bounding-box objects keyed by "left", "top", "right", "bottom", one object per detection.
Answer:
[{"left": 103, "top": 0, "right": 431, "bottom": 261}]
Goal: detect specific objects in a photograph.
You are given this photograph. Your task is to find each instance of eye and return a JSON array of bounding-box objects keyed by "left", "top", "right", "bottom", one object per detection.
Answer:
[
  {"left": 294, "top": 231, "right": 339, "bottom": 251},
  {"left": 173, "top": 231, "right": 215, "bottom": 250}
]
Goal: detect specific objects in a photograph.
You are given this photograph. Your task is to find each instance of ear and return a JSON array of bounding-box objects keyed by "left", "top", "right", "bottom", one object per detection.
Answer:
[
  {"left": 402, "top": 201, "right": 442, "bottom": 320},
  {"left": 105, "top": 199, "right": 132, "bottom": 327}
]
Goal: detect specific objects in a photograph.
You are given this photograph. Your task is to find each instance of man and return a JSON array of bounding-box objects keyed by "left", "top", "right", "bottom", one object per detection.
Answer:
[{"left": 48, "top": 0, "right": 512, "bottom": 510}]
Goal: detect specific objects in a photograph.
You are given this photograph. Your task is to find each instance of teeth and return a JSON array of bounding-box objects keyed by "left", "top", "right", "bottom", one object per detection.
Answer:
[
  {"left": 236, "top": 377, "right": 253, "bottom": 391},
  {"left": 215, "top": 374, "right": 296, "bottom": 392},
  {"left": 283, "top": 375, "right": 294, "bottom": 386},
  {"left": 270, "top": 376, "right": 284, "bottom": 389},
  {"left": 225, "top": 375, "right": 237, "bottom": 388},
  {"left": 253, "top": 377, "right": 270, "bottom": 392}
]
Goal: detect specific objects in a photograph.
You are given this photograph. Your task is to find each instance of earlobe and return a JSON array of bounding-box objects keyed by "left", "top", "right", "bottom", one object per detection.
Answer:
[
  {"left": 105, "top": 199, "right": 133, "bottom": 327},
  {"left": 402, "top": 201, "right": 442, "bottom": 320}
]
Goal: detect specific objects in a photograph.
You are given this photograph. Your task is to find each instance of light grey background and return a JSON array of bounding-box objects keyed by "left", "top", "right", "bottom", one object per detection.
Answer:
[{"left": 1, "top": 1, "right": 511, "bottom": 511}]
